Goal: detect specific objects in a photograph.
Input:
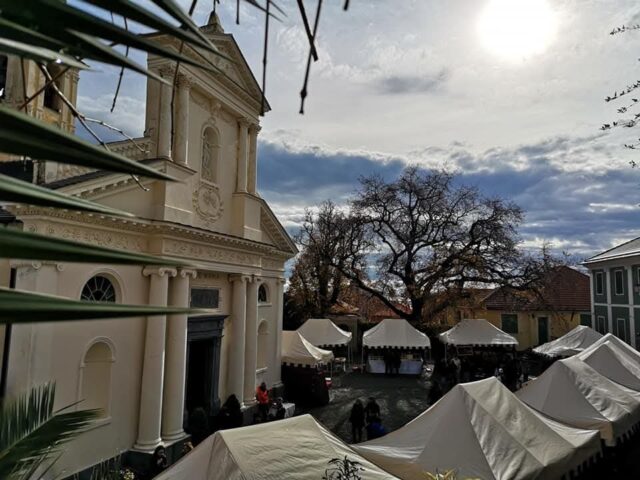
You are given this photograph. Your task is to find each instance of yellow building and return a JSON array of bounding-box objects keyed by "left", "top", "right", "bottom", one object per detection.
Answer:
[{"left": 438, "top": 267, "right": 592, "bottom": 350}]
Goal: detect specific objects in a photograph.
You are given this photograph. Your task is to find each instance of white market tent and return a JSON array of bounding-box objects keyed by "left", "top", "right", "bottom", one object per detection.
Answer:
[
  {"left": 517, "top": 356, "right": 640, "bottom": 445},
  {"left": 363, "top": 318, "right": 431, "bottom": 349},
  {"left": 156, "top": 415, "right": 399, "bottom": 480},
  {"left": 281, "top": 331, "right": 334, "bottom": 367},
  {"left": 354, "top": 378, "right": 601, "bottom": 480},
  {"left": 576, "top": 338, "right": 640, "bottom": 391},
  {"left": 590, "top": 333, "right": 640, "bottom": 364},
  {"left": 533, "top": 325, "right": 603, "bottom": 358},
  {"left": 439, "top": 319, "right": 518, "bottom": 347},
  {"left": 297, "top": 318, "right": 352, "bottom": 347}
]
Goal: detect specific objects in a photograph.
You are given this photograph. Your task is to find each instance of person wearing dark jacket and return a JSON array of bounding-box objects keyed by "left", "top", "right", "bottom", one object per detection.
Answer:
[
  {"left": 216, "top": 394, "right": 243, "bottom": 430},
  {"left": 366, "top": 416, "right": 387, "bottom": 440},
  {"left": 364, "top": 397, "right": 381, "bottom": 423},
  {"left": 349, "top": 399, "right": 365, "bottom": 442}
]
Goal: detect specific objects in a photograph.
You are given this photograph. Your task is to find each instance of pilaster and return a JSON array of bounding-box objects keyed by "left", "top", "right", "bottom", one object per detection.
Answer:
[
  {"left": 236, "top": 118, "right": 250, "bottom": 193},
  {"left": 228, "top": 274, "right": 250, "bottom": 403},
  {"left": 161, "top": 268, "right": 197, "bottom": 442},
  {"left": 272, "top": 278, "right": 286, "bottom": 387},
  {"left": 134, "top": 266, "right": 176, "bottom": 451},
  {"left": 172, "top": 74, "right": 191, "bottom": 165}
]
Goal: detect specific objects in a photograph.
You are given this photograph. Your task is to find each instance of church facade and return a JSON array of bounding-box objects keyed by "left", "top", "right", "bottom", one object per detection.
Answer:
[{"left": 0, "top": 14, "right": 296, "bottom": 476}]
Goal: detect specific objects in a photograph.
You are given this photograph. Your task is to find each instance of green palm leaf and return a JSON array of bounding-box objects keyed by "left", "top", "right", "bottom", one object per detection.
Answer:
[
  {"left": 0, "top": 174, "right": 133, "bottom": 217},
  {"left": 0, "top": 107, "right": 175, "bottom": 181},
  {"left": 0, "top": 288, "right": 206, "bottom": 323},
  {"left": 0, "top": 228, "right": 190, "bottom": 266},
  {"left": 0, "top": 383, "right": 100, "bottom": 479}
]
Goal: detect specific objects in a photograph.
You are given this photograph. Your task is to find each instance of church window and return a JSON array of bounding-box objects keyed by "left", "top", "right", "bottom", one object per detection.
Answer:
[
  {"left": 202, "top": 127, "right": 220, "bottom": 183},
  {"left": 80, "top": 341, "right": 114, "bottom": 418},
  {"left": 258, "top": 284, "right": 268, "bottom": 303},
  {"left": 81, "top": 275, "right": 117, "bottom": 303},
  {"left": 42, "top": 63, "right": 64, "bottom": 112}
]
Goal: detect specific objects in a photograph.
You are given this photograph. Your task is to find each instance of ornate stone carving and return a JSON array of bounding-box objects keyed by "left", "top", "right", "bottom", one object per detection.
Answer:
[
  {"left": 192, "top": 183, "right": 223, "bottom": 224},
  {"left": 163, "top": 240, "right": 260, "bottom": 267},
  {"left": 261, "top": 258, "right": 283, "bottom": 271}
]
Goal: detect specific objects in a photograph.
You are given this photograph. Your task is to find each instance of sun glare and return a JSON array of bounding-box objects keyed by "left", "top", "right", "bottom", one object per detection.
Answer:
[{"left": 477, "top": 0, "right": 557, "bottom": 61}]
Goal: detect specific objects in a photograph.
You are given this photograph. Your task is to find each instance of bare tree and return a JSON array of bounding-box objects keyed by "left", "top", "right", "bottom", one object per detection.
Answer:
[
  {"left": 321, "top": 167, "right": 555, "bottom": 325},
  {"left": 288, "top": 201, "right": 367, "bottom": 318}
]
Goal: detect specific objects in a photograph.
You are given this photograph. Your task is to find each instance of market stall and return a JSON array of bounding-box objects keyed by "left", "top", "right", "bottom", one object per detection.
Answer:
[
  {"left": 297, "top": 318, "right": 353, "bottom": 364},
  {"left": 354, "top": 377, "right": 601, "bottom": 480},
  {"left": 362, "top": 319, "right": 430, "bottom": 375},
  {"left": 281, "top": 331, "right": 334, "bottom": 406},
  {"left": 156, "top": 415, "right": 399, "bottom": 480},
  {"left": 517, "top": 356, "right": 640, "bottom": 445},
  {"left": 576, "top": 338, "right": 640, "bottom": 391},
  {"left": 533, "top": 325, "right": 603, "bottom": 358},
  {"left": 439, "top": 318, "right": 518, "bottom": 350}
]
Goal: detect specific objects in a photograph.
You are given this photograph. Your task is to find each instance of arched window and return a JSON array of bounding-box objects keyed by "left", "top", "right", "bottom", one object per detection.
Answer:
[
  {"left": 81, "top": 275, "right": 117, "bottom": 302},
  {"left": 80, "top": 341, "right": 114, "bottom": 418},
  {"left": 257, "top": 320, "right": 269, "bottom": 369},
  {"left": 258, "top": 284, "right": 268, "bottom": 304},
  {"left": 202, "top": 127, "right": 220, "bottom": 183}
]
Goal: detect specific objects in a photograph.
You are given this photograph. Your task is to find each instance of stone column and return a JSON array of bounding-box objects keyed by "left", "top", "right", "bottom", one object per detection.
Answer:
[
  {"left": 157, "top": 69, "right": 174, "bottom": 159},
  {"left": 161, "top": 268, "right": 197, "bottom": 442},
  {"left": 247, "top": 124, "right": 260, "bottom": 195},
  {"left": 236, "top": 119, "right": 250, "bottom": 193},
  {"left": 172, "top": 75, "right": 191, "bottom": 165},
  {"left": 243, "top": 276, "right": 262, "bottom": 403},
  {"left": 135, "top": 266, "right": 176, "bottom": 451},
  {"left": 228, "top": 274, "right": 250, "bottom": 402},
  {"left": 273, "top": 278, "right": 286, "bottom": 386}
]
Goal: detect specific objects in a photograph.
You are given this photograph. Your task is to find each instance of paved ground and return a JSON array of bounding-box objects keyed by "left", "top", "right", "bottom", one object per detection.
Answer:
[{"left": 304, "top": 371, "right": 432, "bottom": 443}]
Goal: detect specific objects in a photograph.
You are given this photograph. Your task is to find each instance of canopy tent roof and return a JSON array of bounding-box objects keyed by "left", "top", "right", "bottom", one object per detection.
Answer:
[
  {"left": 297, "top": 318, "right": 352, "bottom": 347},
  {"left": 590, "top": 333, "right": 640, "bottom": 364},
  {"left": 533, "top": 325, "right": 602, "bottom": 358},
  {"left": 281, "top": 331, "right": 334, "bottom": 366},
  {"left": 363, "top": 318, "right": 431, "bottom": 349},
  {"left": 576, "top": 337, "right": 640, "bottom": 391},
  {"left": 439, "top": 319, "right": 518, "bottom": 347},
  {"left": 517, "top": 356, "right": 640, "bottom": 445},
  {"left": 156, "top": 415, "right": 398, "bottom": 480},
  {"left": 354, "top": 378, "right": 600, "bottom": 480}
]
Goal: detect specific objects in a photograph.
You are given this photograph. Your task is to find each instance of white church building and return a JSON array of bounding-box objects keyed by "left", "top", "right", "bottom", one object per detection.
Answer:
[{"left": 0, "top": 13, "right": 296, "bottom": 477}]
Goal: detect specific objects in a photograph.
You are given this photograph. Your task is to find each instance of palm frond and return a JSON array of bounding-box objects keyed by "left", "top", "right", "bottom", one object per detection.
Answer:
[
  {"left": 0, "top": 288, "right": 207, "bottom": 324},
  {"left": 0, "top": 228, "right": 190, "bottom": 266},
  {"left": 0, "top": 107, "right": 175, "bottom": 181},
  {"left": 0, "top": 174, "right": 133, "bottom": 217},
  {"left": 0, "top": 383, "right": 100, "bottom": 479}
]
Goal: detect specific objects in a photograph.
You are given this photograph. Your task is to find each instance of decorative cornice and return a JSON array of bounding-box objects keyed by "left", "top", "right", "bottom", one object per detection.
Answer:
[{"left": 251, "top": 275, "right": 264, "bottom": 284}]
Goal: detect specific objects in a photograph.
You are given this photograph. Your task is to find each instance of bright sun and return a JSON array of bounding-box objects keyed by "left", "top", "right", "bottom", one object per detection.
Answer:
[{"left": 477, "top": 0, "right": 557, "bottom": 61}]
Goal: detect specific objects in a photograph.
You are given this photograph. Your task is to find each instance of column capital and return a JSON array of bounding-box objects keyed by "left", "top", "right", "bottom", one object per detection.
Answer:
[
  {"left": 237, "top": 117, "right": 252, "bottom": 129},
  {"left": 176, "top": 73, "right": 193, "bottom": 89},
  {"left": 143, "top": 266, "right": 178, "bottom": 278},
  {"left": 275, "top": 277, "right": 286, "bottom": 286},
  {"left": 248, "top": 123, "right": 261, "bottom": 134},
  {"left": 158, "top": 66, "right": 176, "bottom": 79},
  {"left": 229, "top": 273, "right": 251, "bottom": 284},
  {"left": 251, "top": 275, "right": 264, "bottom": 284},
  {"left": 178, "top": 268, "right": 198, "bottom": 279}
]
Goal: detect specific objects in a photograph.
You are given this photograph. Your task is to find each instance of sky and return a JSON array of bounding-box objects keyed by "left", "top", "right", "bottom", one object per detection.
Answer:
[{"left": 76, "top": 0, "right": 640, "bottom": 261}]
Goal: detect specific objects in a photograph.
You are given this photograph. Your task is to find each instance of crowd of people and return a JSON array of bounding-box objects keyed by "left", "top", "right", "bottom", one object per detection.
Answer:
[
  {"left": 382, "top": 350, "right": 403, "bottom": 375},
  {"left": 430, "top": 350, "right": 527, "bottom": 403},
  {"left": 349, "top": 397, "right": 387, "bottom": 443}
]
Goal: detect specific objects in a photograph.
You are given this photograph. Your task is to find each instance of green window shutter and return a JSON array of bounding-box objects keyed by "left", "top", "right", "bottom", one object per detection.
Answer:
[{"left": 501, "top": 314, "right": 518, "bottom": 334}]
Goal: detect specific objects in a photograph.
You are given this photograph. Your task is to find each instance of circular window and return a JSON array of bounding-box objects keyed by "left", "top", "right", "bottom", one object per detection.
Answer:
[{"left": 81, "top": 275, "right": 117, "bottom": 303}]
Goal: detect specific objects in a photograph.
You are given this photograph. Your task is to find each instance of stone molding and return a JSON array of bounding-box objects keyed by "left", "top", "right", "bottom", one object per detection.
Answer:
[
  {"left": 178, "top": 268, "right": 198, "bottom": 279},
  {"left": 142, "top": 266, "right": 178, "bottom": 278},
  {"left": 229, "top": 273, "right": 251, "bottom": 284}
]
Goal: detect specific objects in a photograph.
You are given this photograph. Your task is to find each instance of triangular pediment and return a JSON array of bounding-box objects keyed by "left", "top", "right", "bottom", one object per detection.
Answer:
[{"left": 260, "top": 200, "right": 298, "bottom": 256}]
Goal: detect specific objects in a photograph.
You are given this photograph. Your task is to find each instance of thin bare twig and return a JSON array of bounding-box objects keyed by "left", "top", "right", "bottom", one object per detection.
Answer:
[
  {"left": 297, "top": 0, "right": 319, "bottom": 61},
  {"left": 261, "top": 0, "right": 271, "bottom": 115},
  {"left": 111, "top": 17, "right": 130, "bottom": 112},
  {"left": 299, "top": 0, "right": 323, "bottom": 114},
  {"left": 19, "top": 66, "right": 70, "bottom": 111},
  {"left": 83, "top": 117, "right": 149, "bottom": 154}
]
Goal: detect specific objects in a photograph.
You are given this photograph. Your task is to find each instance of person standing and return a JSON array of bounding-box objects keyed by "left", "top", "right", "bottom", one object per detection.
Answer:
[
  {"left": 366, "top": 416, "right": 387, "bottom": 440},
  {"left": 365, "top": 397, "right": 381, "bottom": 424},
  {"left": 349, "top": 399, "right": 365, "bottom": 443},
  {"left": 256, "top": 382, "right": 270, "bottom": 421}
]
